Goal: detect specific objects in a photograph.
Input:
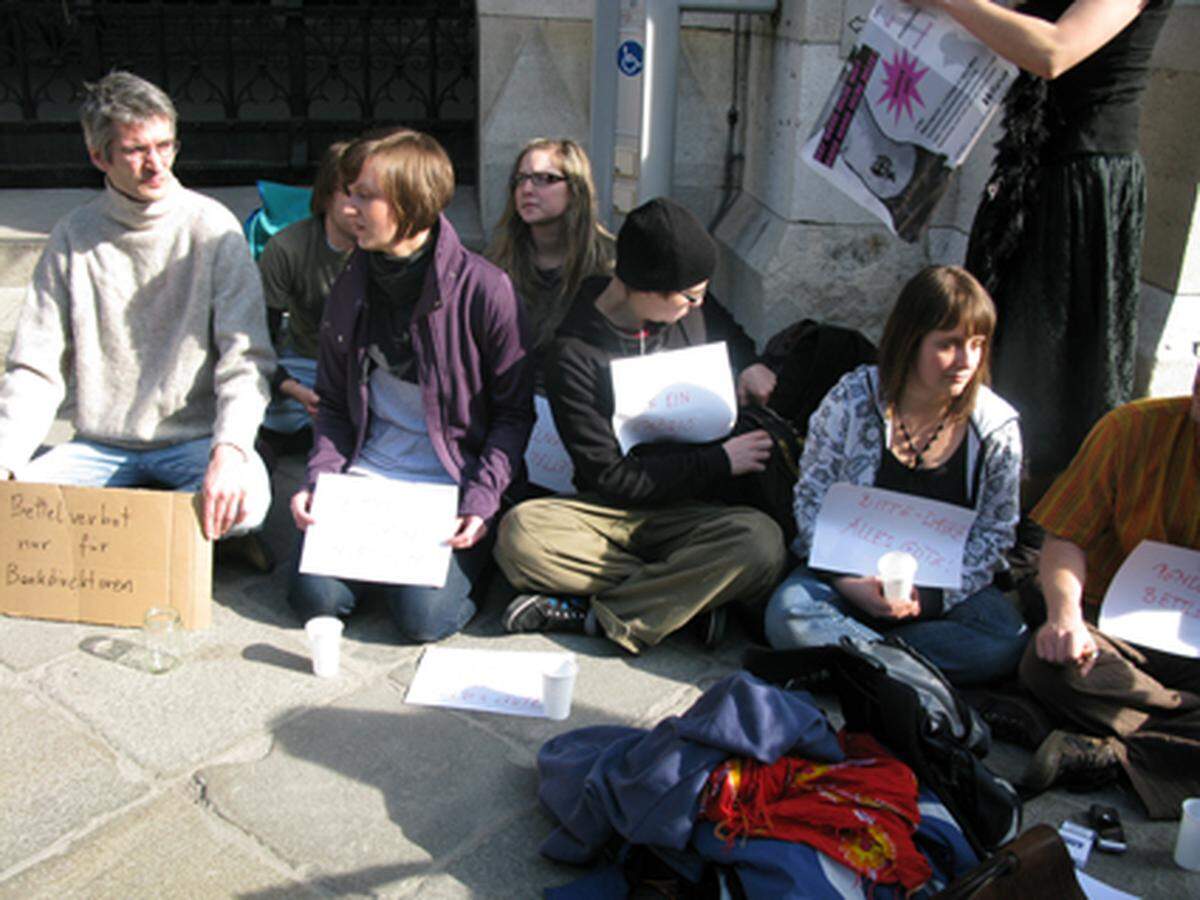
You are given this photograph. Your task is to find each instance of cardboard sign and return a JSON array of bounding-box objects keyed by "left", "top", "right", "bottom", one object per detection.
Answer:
[
  {"left": 1099, "top": 540, "right": 1200, "bottom": 659},
  {"left": 524, "top": 394, "right": 575, "bottom": 495},
  {"left": 299, "top": 473, "right": 458, "bottom": 587},
  {"left": 610, "top": 342, "right": 737, "bottom": 454},
  {"left": 808, "top": 483, "right": 976, "bottom": 589},
  {"left": 405, "top": 646, "right": 575, "bottom": 719},
  {"left": 0, "top": 482, "right": 211, "bottom": 629}
]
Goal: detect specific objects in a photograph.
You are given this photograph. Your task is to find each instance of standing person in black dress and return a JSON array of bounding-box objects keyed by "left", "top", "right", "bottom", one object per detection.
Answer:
[{"left": 904, "top": 0, "right": 1173, "bottom": 502}]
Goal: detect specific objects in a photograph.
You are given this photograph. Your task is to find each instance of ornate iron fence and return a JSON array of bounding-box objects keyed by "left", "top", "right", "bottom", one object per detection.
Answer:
[{"left": 0, "top": 0, "right": 477, "bottom": 186}]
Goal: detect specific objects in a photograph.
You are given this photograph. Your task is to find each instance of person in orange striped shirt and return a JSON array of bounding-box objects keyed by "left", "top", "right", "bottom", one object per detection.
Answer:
[{"left": 1018, "top": 361, "right": 1200, "bottom": 819}]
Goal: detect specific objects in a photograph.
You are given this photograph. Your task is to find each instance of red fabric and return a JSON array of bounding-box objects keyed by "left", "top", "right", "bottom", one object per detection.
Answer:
[{"left": 700, "top": 731, "right": 931, "bottom": 891}]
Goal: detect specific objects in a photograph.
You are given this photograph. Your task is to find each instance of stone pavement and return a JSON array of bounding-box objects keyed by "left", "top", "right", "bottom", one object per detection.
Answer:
[
  {"left": 0, "top": 189, "right": 1194, "bottom": 897},
  {"left": 0, "top": 453, "right": 1192, "bottom": 898}
]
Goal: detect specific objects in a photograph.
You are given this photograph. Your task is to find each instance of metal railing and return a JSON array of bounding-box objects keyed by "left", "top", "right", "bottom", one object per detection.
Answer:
[{"left": 0, "top": 1, "right": 477, "bottom": 186}]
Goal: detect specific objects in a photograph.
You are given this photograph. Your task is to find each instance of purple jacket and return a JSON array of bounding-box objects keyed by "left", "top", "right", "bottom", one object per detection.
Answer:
[{"left": 307, "top": 215, "right": 534, "bottom": 524}]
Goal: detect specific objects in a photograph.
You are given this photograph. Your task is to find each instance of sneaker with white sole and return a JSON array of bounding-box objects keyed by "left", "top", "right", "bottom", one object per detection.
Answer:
[{"left": 502, "top": 594, "right": 588, "bottom": 634}]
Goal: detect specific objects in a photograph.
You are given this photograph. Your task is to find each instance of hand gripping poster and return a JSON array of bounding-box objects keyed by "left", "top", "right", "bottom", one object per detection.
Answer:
[{"left": 805, "top": 0, "right": 1016, "bottom": 241}]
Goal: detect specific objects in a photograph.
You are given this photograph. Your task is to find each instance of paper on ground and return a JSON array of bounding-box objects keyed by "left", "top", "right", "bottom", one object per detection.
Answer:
[
  {"left": 808, "top": 483, "right": 976, "bottom": 589},
  {"left": 1099, "top": 540, "right": 1200, "bottom": 659},
  {"left": 405, "top": 646, "right": 576, "bottom": 718},
  {"left": 299, "top": 473, "right": 457, "bottom": 587},
  {"left": 1077, "top": 871, "right": 1138, "bottom": 900},
  {"left": 610, "top": 342, "right": 736, "bottom": 455}
]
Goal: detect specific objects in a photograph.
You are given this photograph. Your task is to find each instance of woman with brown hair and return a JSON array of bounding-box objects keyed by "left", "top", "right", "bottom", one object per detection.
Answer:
[
  {"left": 287, "top": 129, "right": 533, "bottom": 642},
  {"left": 487, "top": 138, "right": 615, "bottom": 351},
  {"left": 764, "top": 266, "right": 1027, "bottom": 686}
]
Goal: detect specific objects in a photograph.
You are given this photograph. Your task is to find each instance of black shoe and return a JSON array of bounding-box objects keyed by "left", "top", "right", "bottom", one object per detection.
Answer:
[
  {"left": 502, "top": 594, "right": 588, "bottom": 634},
  {"left": 1023, "top": 730, "right": 1120, "bottom": 793},
  {"left": 694, "top": 607, "right": 727, "bottom": 650},
  {"left": 962, "top": 687, "right": 1054, "bottom": 751}
]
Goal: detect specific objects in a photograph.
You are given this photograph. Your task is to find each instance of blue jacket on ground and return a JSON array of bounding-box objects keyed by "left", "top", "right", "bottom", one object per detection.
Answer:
[{"left": 535, "top": 672, "right": 842, "bottom": 864}]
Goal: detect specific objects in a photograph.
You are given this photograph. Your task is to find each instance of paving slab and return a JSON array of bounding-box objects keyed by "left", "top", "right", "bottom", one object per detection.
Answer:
[
  {"left": 197, "top": 681, "right": 538, "bottom": 892},
  {"left": 387, "top": 629, "right": 736, "bottom": 754},
  {"left": 0, "top": 789, "right": 311, "bottom": 899},
  {"left": 33, "top": 612, "right": 361, "bottom": 776},
  {"left": 0, "top": 685, "right": 146, "bottom": 873}
]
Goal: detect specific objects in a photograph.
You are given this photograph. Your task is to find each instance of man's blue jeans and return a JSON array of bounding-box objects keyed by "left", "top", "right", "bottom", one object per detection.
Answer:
[
  {"left": 288, "top": 534, "right": 491, "bottom": 643},
  {"left": 21, "top": 437, "right": 271, "bottom": 536},
  {"left": 263, "top": 356, "right": 317, "bottom": 435},
  {"left": 764, "top": 565, "right": 1028, "bottom": 686}
]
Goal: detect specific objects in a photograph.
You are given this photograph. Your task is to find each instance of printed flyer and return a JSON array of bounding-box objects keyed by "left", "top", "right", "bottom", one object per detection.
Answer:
[{"left": 804, "top": 0, "right": 1016, "bottom": 241}]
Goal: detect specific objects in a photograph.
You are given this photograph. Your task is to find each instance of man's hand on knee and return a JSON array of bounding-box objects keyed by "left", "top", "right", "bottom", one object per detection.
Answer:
[
  {"left": 203, "top": 443, "right": 250, "bottom": 539},
  {"left": 1035, "top": 618, "right": 1099, "bottom": 675}
]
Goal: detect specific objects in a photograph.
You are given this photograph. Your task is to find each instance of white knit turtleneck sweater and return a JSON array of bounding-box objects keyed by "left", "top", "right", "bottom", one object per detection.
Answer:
[{"left": 0, "top": 179, "right": 274, "bottom": 472}]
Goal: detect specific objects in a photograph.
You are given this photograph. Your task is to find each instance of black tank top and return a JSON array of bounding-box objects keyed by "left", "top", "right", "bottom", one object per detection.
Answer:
[{"left": 1022, "top": 0, "right": 1172, "bottom": 156}]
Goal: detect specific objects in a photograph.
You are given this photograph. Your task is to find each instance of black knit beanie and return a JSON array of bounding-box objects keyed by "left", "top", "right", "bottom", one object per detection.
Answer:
[{"left": 615, "top": 197, "right": 716, "bottom": 292}]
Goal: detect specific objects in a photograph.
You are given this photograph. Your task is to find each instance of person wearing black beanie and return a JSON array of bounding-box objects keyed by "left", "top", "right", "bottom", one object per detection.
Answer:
[{"left": 492, "top": 196, "right": 786, "bottom": 653}]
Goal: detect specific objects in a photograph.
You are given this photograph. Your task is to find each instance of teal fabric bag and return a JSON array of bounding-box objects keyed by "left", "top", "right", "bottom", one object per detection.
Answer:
[{"left": 243, "top": 180, "right": 313, "bottom": 259}]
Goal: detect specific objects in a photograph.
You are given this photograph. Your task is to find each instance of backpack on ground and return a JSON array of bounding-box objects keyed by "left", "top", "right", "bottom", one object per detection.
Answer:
[{"left": 745, "top": 635, "right": 1022, "bottom": 856}]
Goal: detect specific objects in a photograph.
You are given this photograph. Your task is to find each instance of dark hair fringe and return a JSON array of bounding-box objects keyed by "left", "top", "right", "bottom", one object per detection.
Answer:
[{"left": 964, "top": 69, "right": 1049, "bottom": 297}]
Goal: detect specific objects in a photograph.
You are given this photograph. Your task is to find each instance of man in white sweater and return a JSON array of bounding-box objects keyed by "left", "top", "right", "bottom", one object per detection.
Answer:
[{"left": 0, "top": 71, "right": 274, "bottom": 543}]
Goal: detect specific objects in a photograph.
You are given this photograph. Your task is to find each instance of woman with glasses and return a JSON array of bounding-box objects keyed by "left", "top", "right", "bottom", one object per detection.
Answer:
[
  {"left": 764, "top": 266, "right": 1027, "bottom": 686},
  {"left": 487, "top": 139, "right": 616, "bottom": 353}
]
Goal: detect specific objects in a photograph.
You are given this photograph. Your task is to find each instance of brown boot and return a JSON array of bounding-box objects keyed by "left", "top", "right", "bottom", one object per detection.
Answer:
[{"left": 1023, "top": 729, "right": 1120, "bottom": 792}]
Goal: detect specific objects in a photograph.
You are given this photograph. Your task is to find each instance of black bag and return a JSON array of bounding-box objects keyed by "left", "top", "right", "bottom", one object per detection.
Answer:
[
  {"left": 745, "top": 635, "right": 1022, "bottom": 856},
  {"left": 933, "top": 824, "right": 1086, "bottom": 899},
  {"left": 761, "top": 319, "right": 876, "bottom": 436},
  {"left": 713, "top": 404, "right": 803, "bottom": 545}
]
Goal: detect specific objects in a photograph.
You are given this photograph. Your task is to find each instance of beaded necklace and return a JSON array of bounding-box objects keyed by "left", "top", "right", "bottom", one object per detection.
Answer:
[{"left": 897, "top": 414, "right": 947, "bottom": 470}]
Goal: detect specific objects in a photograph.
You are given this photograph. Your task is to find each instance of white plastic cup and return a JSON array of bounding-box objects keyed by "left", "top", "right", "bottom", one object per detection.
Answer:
[
  {"left": 305, "top": 616, "right": 344, "bottom": 678},
  {"left": 542, "top": 656, "right": 579, "bottom": 721},
  {"left": 877, "top": 551, "right": 919, "bottom": 602},
  {"left": 1174, "top": 797, "right": 1200, "bottom": 870}
]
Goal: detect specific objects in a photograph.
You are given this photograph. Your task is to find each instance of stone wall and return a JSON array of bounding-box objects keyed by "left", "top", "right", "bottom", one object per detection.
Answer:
[{"left": 476, "top": 0, "right": 1200, "bottom": 393}]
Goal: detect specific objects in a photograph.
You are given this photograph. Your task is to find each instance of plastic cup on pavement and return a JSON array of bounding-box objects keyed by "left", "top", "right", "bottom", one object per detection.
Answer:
[
  {"left": 305, "top": 616, "right": 344, "bottom": 678},
  {"left": 877, "top": 551, "right": 919, "bottom": 603},
  {"left": 1174, "top": 797, "right": 1200, "bottom": 870},
  {"left": 542, "top": 656, "right": 579, "bottom": 721},
  {"left": 142, "top": 606, "right": 182, "bottom": 674}
]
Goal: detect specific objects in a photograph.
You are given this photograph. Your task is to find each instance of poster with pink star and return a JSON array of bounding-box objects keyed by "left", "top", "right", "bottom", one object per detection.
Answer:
[{"left": 803, "top": 0, "right": 1016, "bottom": 242}]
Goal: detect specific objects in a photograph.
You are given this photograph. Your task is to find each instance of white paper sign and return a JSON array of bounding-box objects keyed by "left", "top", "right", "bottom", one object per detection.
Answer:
[
  {"left": 610, "top": 342, "right": 737, "bottom": 454},
  {"left": 1098, "top": 540, "right": 1200, "bottom": 659},
  {"left": 804, "top": 0, "right": 1016, "bottom": 241},
  {"left": 808, "top": 483, "right": 976, "bottom": 589},
  {"left": 299, "top": 473, "right": 457, "bottom": 587},
  {"left": 405, "top": 646, "right": 575, "bottom": 718},
  {"left": 524, "top": 394, "right": 576, "bottom": 495}
]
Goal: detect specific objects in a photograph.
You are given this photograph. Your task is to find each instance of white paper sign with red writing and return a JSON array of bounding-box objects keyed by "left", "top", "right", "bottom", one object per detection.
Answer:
[
  {"left": 808, "top": 482, "right": 976, "bottom": 589},
  {"left": 405, "top": 646, "right": 576, "bottom": 719},
  {"left": 610, "top": 342, "right": 737, "bottom": 455},
  {"left": 1098, "top": 540, "right": 1200, "bottom": 659},
  {"left": 300, "top": 473, "right": 457, "bottom": 586},
  {"left": 524, "top": 394, "right": 575, "bottom": 495}
]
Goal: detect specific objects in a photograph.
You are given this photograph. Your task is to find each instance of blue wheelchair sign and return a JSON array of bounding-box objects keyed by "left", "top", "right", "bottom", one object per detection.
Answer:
[{"left": 617, "top": 40, "right": 644, "bottom": 77}]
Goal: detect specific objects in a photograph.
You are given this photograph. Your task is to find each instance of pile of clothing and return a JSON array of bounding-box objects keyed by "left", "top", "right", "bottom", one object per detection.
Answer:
[{"left": 536, "top": 672, "right": 977, "bottom": 898}]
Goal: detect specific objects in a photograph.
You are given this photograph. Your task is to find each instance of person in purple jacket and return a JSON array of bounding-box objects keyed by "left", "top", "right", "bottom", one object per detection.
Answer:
[{"left": 287, "top": 129, "right": 534, "bottom": 642}]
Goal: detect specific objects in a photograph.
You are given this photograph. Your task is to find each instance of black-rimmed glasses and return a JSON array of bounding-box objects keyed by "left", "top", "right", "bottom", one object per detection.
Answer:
[{"left": 510, "top": 171, "right": 568, "bottom": 190}]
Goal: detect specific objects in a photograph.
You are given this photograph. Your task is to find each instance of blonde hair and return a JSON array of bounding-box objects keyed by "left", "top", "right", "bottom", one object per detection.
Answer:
[{"left": 487, "top": 138, "right": 614, "bottom": 345}]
